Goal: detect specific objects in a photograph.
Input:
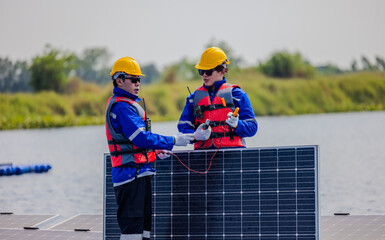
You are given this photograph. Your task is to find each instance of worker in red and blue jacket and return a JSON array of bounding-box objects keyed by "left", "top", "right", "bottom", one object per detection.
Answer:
[
  {"left": 106, "top": 57, "right": 194, "bottom": 240},
  {"left": 178, "top": 47, "right": 258, "bottom": 149}
]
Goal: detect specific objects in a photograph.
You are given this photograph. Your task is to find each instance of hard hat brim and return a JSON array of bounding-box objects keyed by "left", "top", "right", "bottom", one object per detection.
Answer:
[
  {"left": 110, "top": 71, "right": 146, "bottom": 77},
  {"left": 195, "top": 59, "right": 230, "bottom": 70}
]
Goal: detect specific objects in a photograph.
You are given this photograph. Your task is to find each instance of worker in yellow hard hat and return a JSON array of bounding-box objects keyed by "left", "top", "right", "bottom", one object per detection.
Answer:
[
  {"left": 178, "top": 47, "right": 258, "bottom": 149},
  {"left": 105, "top": 57, "right": 194, "bottom": 239}
]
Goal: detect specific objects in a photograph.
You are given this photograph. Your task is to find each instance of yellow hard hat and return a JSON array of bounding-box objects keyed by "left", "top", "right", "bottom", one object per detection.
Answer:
[
  {"left": 195, "top": 47, "right": 230, "bottom": 70},
  {"left": 110, "top": 57, "right": 146, "bottom": 76}
]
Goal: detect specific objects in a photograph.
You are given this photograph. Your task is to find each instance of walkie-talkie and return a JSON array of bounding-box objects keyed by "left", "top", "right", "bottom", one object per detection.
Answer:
[
  {"left": 187, "top": 86, "right": 204, "bottom": 120},
  {"left": 142, "top": 98, "right": 151, "bottom": 132}
]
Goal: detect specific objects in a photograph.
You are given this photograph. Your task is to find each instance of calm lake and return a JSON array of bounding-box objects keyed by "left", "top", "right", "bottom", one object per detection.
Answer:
[{"left": 1, "top": 111, "right": 384, "bottom": 218}]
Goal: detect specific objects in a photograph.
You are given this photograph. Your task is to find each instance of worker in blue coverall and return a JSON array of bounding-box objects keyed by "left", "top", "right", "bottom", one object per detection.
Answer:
[
  {"left": 178, "top": 47, "right": 258, "bottom": 149},
  {"left": 105, "top": 57, "right": 195, "bottom": 240}
]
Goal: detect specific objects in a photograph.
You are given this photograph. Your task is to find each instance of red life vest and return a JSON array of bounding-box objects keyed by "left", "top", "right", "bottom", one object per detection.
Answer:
[
  {"left": 193, "top": 83, "right": 245, "bottom": 149},
  {"left": 105, "top": 96, "right": 156, "bottom": 167}
]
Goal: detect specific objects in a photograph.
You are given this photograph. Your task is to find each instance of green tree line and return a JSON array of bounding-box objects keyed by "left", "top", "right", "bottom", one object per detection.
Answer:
[
  {"left": 1, "top": 71, "right": 385, "bottom": 130},
  {"left": 2, "top": 42, "right": 385, "bottom": 93},
  {"left": 1, "top": 41, "right": 385, "bottom": 130}
]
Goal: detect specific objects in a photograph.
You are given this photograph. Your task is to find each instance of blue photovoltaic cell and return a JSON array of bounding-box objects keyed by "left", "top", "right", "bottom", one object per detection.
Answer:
[{"left": 104, "top": 146, "right": 319, "bottom": 240}]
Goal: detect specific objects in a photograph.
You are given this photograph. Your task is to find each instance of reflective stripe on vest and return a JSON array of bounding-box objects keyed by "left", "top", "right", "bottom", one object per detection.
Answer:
[
  {"left": 105, "top": 96, "right": 156, "bottom": 167},
  {"left": 193, "top": 83, "right": 245, "bottom": 149}
]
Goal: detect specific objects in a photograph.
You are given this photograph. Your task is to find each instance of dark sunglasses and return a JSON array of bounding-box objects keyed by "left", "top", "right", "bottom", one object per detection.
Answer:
[
  {"left": 198, "top": 65, "right": 224, "bottom": 76},
  {"left": 125, "top": 77, "right": 141, "bottom": 84},
  {"left": 198, "top": 69, "right": 214, "bottom": 76}
]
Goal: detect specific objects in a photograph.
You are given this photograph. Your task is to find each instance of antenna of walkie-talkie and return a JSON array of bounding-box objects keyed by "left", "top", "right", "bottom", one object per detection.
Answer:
[{"left": 143, "top": 98, "right": 147, "bottom": 117}]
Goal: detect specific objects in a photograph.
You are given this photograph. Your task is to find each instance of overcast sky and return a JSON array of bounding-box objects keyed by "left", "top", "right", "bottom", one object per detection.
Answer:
[{"left": 1, "top": 0, "right": 384, "bottom": 70}]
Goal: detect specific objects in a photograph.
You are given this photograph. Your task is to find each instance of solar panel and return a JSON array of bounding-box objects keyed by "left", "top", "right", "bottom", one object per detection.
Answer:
[
  {"left": 104, "top": 146, "right": 319, "bottom": 240},
  {"left": 103, "top": 153, "right": 121, "bottom": 240},
  {"left": 0, "top": 228, "right": 101, "bottom": 240},
  {"left": 49, "top": 214, "right": 102, "bottom": 232},
  {"left": 0, "top": 214, "right": 102, "bottom": 240},
  {"left": 320, "top": 215, "right": 385, "bottom": 240},
  {"left": 0, "top": 214, "right": 57, "bottom": 229}
]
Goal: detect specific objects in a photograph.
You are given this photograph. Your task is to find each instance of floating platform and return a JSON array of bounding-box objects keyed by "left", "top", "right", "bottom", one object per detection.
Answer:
[
  {"left": 0, "top": 163, "right": 52, "bottom": 176},
  {"left": 0, "top": 213, "right": 384, "bottom": 239},
  {"left": 0, "top": 213, "right": 102, "bottom": 240}
]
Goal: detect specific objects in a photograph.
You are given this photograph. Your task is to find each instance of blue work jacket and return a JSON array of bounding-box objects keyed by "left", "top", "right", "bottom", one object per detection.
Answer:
[{"left": 109, "top": 87, "right": 174, "bottom": 186}]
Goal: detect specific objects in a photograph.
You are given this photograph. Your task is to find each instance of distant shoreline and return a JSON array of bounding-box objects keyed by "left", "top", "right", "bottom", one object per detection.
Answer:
[{"left": 1, "top": 71, "right": 384, "bottom": 130}]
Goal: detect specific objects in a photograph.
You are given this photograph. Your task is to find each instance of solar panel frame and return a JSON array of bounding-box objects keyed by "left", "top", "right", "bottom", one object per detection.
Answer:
[
  {"left": 103, "top": 153, "right": 121, "bottom": 240},
  {"left": 104, "top": 146, "right": 319, "bottom": 240}
]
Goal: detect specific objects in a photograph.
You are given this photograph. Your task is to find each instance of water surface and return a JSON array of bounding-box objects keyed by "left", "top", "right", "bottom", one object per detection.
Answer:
[{"left": 1, "top": 111, "right": 384, "bottom": 217}]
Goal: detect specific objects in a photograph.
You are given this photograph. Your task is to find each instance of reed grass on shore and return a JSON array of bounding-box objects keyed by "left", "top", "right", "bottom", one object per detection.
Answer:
[{"left": 1, "top": 72, "right": 384, "bottom": 130}]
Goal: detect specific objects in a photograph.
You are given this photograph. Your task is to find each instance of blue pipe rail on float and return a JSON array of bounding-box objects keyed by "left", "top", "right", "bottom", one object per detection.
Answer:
[{"left": 0, "top": 163, "right": 52, "bottom": 176}]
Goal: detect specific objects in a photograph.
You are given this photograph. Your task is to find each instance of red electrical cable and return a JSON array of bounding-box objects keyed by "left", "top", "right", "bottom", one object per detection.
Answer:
[
  {"left": 170, "top": 141, "right": 221, "bottom": 174},
  {"left": 172, "top": 105, "right": 233, "bottom": 174}
]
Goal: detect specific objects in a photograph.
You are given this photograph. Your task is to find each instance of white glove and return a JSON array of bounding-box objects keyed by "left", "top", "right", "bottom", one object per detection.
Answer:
[
  {"left": 173, "top": 133, "right": 195, "bottom": 146},
  {"left": 194, "top": 123, "right": 211, "bottom": 141},
  {"left": 226, "top": 112, "right": 239, "bottom": 128},
  {"left": 155, "top": 150, "right": 172, "bottom": 159}
]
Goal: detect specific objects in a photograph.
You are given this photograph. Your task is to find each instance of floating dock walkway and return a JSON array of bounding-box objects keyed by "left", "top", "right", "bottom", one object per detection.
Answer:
[{"left": 1, "top": 213, "right": 384, "bottom": 239}]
